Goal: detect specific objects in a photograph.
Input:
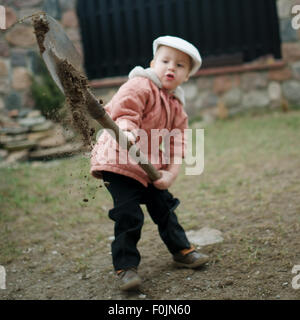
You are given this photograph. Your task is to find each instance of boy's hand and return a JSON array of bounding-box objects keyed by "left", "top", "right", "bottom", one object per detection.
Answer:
[
  {"left": 153, "top": 170, "right": 176, "bottom": 190},
  {"left": 123, "top": 130, "right": 136, "bottom": 144},
  {"left": 153, "top": 163, "right": 181, "bottom": 190}
]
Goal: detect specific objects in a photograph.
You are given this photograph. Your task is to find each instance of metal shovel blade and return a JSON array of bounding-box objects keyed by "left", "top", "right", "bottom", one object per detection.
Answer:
[
  {"left": 34, "top": 14, "right": 160, "bottom": 182},
  {"left": 40, "top": 14, "right": 83, "bottom": 93}
]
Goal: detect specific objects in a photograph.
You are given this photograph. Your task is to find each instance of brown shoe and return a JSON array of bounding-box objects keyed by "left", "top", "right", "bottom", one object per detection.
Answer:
[
  {"left": 117, "top": 268, "right": 142, "bottom": 291},
  {"left": 173, "top": 249, "right": 209, "bottom": 269}
]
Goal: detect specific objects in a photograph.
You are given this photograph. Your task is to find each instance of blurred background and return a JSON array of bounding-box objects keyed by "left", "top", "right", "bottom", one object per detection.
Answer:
[
  {"left": 0, "top": 0, "right": 299, "bottom": 163},
  {"left": 0, "top": 0, "right": 299, "bottom": 301}
]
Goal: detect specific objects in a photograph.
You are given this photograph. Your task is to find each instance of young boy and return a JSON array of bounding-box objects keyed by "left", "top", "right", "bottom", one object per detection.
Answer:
[{"left": 91, "top": 36, "right": 209, "bottom": 291}]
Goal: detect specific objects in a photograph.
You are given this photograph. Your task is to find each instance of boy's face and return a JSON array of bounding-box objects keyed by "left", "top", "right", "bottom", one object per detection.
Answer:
[{"left": 150, "top": 45, "right": 191, "bottom": 91}]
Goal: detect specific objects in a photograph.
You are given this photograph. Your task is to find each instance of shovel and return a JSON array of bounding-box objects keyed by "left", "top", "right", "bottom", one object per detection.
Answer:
[{"left": 33, "top": 13, "right": 160, "bottom": 182}]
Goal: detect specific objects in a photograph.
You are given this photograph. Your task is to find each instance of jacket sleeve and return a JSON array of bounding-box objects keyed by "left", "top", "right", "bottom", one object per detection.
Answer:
[
  {"left": 106, "top": 77, "right": 151, "bottom": 132},
  {"left": 168, "top": 104, "right": 188, "bottom": 160}
]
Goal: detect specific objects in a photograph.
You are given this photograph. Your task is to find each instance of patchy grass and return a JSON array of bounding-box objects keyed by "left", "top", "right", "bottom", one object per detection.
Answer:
[
  {"left": 0, "top": 156, "right": 112, "bottom": 265},
  {"left": 0, "top": 110, "right": 300, "bottom": 300}
]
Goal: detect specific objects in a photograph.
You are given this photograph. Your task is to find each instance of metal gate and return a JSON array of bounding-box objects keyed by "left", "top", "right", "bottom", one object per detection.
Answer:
[{"left": 77, "top": 0, "right": 281, "bottom": 79}]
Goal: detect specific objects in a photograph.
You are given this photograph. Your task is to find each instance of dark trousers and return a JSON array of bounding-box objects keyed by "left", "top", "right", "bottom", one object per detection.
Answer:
[{"left": 102, "top": 171, "right": 191, "bottom": 271}]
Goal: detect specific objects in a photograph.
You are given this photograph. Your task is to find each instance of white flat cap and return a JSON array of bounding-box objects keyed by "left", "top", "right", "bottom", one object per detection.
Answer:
[{"left": 153, "top": 35, "right": 202, "bottom": 76}]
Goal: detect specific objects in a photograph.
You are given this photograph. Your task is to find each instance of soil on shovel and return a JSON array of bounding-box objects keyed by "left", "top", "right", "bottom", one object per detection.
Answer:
[
  {"left": 32, "top": 16, "right": 96, "bottom": 149},
  {"left": 55, "top": 59, "right": 95, "bottom": 149},
  {"left": 32, "top": 15, "right": 49, "bottom": 54}
]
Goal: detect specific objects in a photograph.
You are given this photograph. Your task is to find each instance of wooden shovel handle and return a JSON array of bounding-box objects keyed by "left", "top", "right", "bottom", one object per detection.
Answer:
[{"left": 85, "top": 89, "right": 161, "bottom": 182}]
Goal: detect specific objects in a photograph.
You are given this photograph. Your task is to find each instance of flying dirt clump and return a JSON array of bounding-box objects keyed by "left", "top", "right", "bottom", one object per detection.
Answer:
[
  {"left": 55, "top": 58, "right": 94, "bottom": 148},
  {"left": 32, "top": 15, "right": 95, "bottom": 149},
  {"left": 32, "top": 15, "right": 49, "bottom": 54}
]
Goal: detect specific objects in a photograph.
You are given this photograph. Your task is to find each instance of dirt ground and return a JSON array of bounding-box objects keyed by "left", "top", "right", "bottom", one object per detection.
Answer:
[
  {"left": 0, "top": 112, "right": 300, "bottom": 301},
  {"left": 1, "top": 197, "right": 299, "bottom": 301},
  {"left": 1, "top": 181, "right": 299, "bottom": 302}
]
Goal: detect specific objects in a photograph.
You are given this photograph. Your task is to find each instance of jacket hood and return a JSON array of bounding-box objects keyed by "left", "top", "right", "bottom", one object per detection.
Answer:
[{"left": 128, "top": 66, "right": 185, "bottom": 105}]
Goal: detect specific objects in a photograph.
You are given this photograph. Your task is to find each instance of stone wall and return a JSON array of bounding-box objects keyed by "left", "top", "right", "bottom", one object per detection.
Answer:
[
  {"left": 1, "top": 0, "right": 300, "bottom": 119},
  {"left": 90, "top": 0, "right": 300, "bottom": 122},
  {"left": 0, "top": 0, "right": 80, "bottom": 114},
  {"left": 1, "top": 1, "right": 300, "bottom": 165},
  {"left": 0, "top": 0, "right": 83, "bottom": 164}
]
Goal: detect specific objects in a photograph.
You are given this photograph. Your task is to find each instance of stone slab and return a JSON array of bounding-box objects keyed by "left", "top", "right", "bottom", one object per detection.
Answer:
[
  {"left": 5, "top": 150, "right": 29, "bottom": 164},
  {"left": 0, "top": 134, "right": 28, "bottom": 146},
  {"left": 19, "top": 116, "right": 46, "bottom": 128},
  {"left": 0, "top": 126, "right": 29, "bottom": 135},
  {"left": 186, "top": 227, "right": 224, "bottom": 247},
  {"left": 30, "top": 121, "right": 54, "bottom": 132},
  {"left": 4, "top": 140, "right": 37, "bottom": 152},
  {"left": 29, "top": 142, "right": 83, "bottom": 160}
]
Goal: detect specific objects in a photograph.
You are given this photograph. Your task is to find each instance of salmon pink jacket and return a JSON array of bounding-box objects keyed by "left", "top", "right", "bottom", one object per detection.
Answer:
[{"left": 90, "top": 66, "right": 188, "bottom": 187}]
